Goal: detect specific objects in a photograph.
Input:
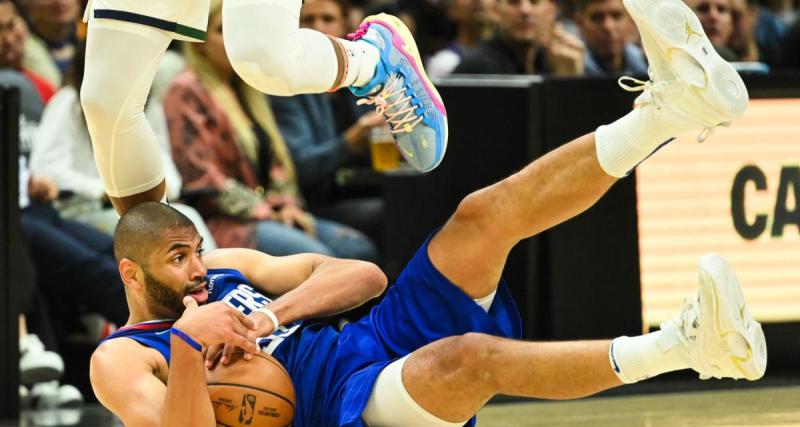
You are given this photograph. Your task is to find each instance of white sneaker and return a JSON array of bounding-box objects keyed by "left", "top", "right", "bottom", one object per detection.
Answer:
[
  {"left": 19, "top": 334, "right": 64, "bottom": 385},
  {"left": 661, "top": 253, "right": 767, "bottom": 380},
  {"left": 620, "top": 0, "right": 749, "bottom": 140}
]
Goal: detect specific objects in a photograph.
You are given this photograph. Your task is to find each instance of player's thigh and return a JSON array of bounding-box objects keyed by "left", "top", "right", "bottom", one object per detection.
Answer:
[{"left": 366, "top": 234, "right": 520, "bottom": 357}]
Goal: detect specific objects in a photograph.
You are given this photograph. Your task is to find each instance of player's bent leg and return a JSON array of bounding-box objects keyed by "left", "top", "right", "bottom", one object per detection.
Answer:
[
  {"left": 222, "top": 0, "right": 448, "bottom": 172},
  {"left": 431, "top": 0, "right": 752, "bottom": 298},
  {"left": 81, "top": 19, "right": 171, "bottom": 214},
  {"left": 364, "top": 253, "right": 767, "bottom": 425},
  {"left": 429, "top": 134, "right": 617, "bottom": 299}
]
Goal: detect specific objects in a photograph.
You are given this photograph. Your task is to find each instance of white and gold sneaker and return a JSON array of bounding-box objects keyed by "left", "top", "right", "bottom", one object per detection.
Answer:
[
  {"left": 662, "top": 254, "right": 767, "bottom": 381},
  {"left": 620, "top": 0, "right": 749, "bottom": 140}
]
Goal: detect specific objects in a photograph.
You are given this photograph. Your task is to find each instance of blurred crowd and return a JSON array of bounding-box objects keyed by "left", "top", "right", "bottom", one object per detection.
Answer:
[{"left": 0, "top": 0, "right": 798, "bottom": 412}]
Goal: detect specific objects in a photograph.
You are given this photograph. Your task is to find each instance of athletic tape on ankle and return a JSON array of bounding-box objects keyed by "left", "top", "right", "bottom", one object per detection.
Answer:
[
  {"left": 170, "top": 327, "right": 202, "bottom": 352},
  {"left": 256, "top": 307, "right": 280, "bottom": 331},
  {"left": 327, "top": 36, "right": 349, "bottom": 91}
]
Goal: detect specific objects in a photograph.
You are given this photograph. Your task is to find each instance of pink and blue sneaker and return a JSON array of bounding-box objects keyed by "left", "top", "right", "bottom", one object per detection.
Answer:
[{"left": 349, "top": 14, "right": 448, "bottom": 173}]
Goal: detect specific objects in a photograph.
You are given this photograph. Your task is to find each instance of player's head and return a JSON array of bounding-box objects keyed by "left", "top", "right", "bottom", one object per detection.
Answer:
[{"left": 115, "top": 202, "right": 207, "bottom": 319}]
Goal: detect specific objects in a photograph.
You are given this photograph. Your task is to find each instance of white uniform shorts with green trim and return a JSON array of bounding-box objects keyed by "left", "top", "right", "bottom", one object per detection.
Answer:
[{"left": 84, "top": 0, "right": 210, "bottom": 42}]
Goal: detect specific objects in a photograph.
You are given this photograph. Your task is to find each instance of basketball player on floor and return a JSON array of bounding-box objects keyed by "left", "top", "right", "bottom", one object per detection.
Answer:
[
  {"left": 90, "top": 0, "right": 767, "bottom": 425},
  {"left": 81, "top": 0, "right": 447, "bottom": 214}
]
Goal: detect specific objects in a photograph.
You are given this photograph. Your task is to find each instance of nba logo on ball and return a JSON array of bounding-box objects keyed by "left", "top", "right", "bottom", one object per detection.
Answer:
[{"left": 240, "top": 394, "right": 257, "bottom": 424}]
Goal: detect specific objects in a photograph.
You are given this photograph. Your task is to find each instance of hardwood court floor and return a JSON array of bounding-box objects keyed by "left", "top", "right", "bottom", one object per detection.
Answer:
[
  {"left": 3, "top": 386, "right": 799, "bottom": 426},
  {"left": 477, "top": 386, "right": 800, "bottom": 426}
]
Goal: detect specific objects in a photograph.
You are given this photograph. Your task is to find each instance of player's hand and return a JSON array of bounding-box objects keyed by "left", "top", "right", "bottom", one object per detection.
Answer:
[
  {"left": 547, "top": 24, "right": 586, "bottom": 76},
  {"left": 28, "top": 175, "right": 59, "bottom": 202},
  {"left": 176, "top": 298, "right": 259, "bottom": 358},
  {"left": 206, "top": 308, "right": 278, "bottom": 368},
  {"left": 251, "top": 202, "right": 274, "bottom": 221}
]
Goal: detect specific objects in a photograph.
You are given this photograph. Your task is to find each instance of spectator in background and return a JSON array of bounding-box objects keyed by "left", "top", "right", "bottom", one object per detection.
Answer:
[
  {"left": 764, "top": 0, "right": 796, "bottom": 26},
  {"left": 271, "top": 0, "right": 385, "bottom": 241},
  {"left": 18, "top": 0, "right": 80, "bottom": 88},
  {"left": 2, "top": 31, "right": 127, "bottom": 406},
  {"left": 1, "top": 40, "right": 128, "bottom": 334},
  {"left": 164, "top": 0, "right": 378, "bottom": 261},
  {"left": 687, "top": 0, "right": 784, "bottom": 64},
  {"left": 576, "top": 0, "right": 647, "bottom": 75},
  {"left": 729, "top": 0, "right": 762, "bottom": 61},
  {"left": 426, "top": 0, "right": 497, "bottom": 79},
  {"left": 0, "top": 0, "right": 55, "bottom": 102},
  {"left": 454, "top": 0, "right": 586, "bottom": 76},
  {"left": 685, "top": 0, "right": 738, "bottom": 60},
  {"left": 30, "top": 42, "right": 217, "bottom": 250}
]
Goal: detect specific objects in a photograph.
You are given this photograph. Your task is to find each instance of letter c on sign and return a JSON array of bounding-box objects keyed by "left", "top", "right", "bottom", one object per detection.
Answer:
[{"left": 731, "top": 165, "right": 768, "bottom": 240}]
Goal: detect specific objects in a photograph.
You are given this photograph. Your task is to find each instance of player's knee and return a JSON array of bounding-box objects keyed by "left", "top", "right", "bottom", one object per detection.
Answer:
[
  {"left": 80, "top": 79, "right": 116, "bottom": 124},
  {"left": 226, "top": 39, "right": 300, "bottom": 96},
  {"left": 440, "top": 333, "right": 500, "bottom": 388},
  {"left": 452, "top": 190, "right": 496, "bottom": 231}
]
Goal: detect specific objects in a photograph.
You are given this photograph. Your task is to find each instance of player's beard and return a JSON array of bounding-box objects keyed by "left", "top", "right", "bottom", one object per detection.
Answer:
[{"left": 143, "top": 272, "right": 195, "bottom": 319}]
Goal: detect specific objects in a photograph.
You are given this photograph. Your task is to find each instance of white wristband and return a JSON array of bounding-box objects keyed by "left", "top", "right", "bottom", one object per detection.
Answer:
[{"left": 256, "top": 307, "right": 280, "bottom": 330}]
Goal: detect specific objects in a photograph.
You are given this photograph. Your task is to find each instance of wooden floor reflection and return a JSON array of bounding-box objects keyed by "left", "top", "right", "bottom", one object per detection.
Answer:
[{"left": 477, "top": 386, "right": 800, "bottom": 426}]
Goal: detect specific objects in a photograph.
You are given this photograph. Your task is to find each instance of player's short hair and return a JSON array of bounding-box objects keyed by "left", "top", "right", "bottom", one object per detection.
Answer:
[{"left": 114, "top": 202, "right": 197, "bottom": 264}]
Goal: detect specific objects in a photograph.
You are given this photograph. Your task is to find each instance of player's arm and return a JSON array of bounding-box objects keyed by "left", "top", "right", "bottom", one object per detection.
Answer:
[
  {"left": 91, "top": 299, "right": 259, "bottom": 426},
  {"left": 204, "top": 248, "right": 387, "bottom": 331},
  {"left": 90, "top": 339, "right": 215, "bottom": 427}
]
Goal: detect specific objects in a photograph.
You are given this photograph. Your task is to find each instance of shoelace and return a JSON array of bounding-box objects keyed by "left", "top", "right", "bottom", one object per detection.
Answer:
[
  {"left": 672, "top": 296, "right": 700, "bottom": 347},
  {"left": 357, "top": 76, "right": 424, "bottom": 134},
  {"left": 617, "top": 76, "right": 726, "bottom": 143}
]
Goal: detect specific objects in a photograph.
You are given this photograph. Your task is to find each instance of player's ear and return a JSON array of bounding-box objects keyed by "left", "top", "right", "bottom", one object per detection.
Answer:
[{"left": 119, "top": 258, "right": 144, "bottom": 290}]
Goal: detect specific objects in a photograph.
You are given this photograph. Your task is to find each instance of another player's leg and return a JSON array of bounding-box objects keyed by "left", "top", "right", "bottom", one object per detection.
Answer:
[
  {"left": 222, "top": 1, "right": 446, "bottom": 172},
  {"left": 363, "top": 255, "right": 766, "bottom": 426},
  {"left": 80, "top": 20, "right": 171, "bottom": 214}
]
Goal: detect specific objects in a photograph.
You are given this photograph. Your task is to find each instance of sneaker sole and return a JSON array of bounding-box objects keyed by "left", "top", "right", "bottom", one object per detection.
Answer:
[
  {"left": 361, "top": 13, "right": 449, "bottom": 168},
  {"left": 623, "top": 0, "right": 748, "bottom": 120},
  {"left": 698, "top": 253, "right": 767, "bottom": 380}
]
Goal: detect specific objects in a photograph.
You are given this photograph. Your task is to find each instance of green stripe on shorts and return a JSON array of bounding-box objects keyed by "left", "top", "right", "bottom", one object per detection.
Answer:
[{"left": 175, "top": 24, "right": 207, "bottom": 42}]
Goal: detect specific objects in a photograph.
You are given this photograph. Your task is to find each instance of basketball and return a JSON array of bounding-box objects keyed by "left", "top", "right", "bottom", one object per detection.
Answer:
[{"left": 206, "top": 351, "right": 295, "bottom": 427}]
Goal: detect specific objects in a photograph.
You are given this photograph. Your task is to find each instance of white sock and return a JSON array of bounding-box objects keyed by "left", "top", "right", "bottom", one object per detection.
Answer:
[
  {"left": 338, "top": 38, "right": 379, "bottom": 88},
  {"left": 595, "top": 106, "right": 692, "bottom": 178},
  {"left": 609, "top": 331, "right": 688, "bottom": 384}
]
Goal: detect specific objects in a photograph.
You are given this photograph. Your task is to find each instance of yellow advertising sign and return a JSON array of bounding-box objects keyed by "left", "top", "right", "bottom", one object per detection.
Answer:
[{"left": 637, "top": 99, "right": 800, "bottom": 326}]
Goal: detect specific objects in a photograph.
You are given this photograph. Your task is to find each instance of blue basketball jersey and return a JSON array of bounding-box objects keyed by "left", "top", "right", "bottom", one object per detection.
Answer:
[
  {"left": 101, "top": 320, "right": 175, "bottom": 362},
  {"left": 100, "top": 233, "right": 522, "bottom": 427}
]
